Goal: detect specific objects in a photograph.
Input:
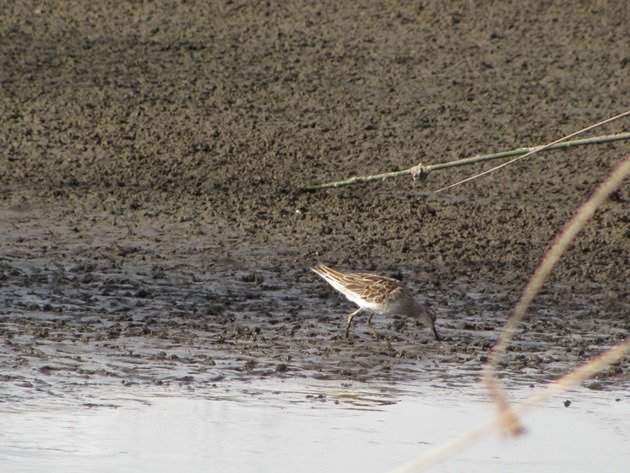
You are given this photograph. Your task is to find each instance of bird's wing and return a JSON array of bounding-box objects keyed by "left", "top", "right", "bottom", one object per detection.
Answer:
[{"left": 312, "top": 264, "right": 403, "bottom": 303}]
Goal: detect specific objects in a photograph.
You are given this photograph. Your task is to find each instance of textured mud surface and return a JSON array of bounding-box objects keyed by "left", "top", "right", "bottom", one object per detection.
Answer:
[{"left": 1, "top": 1, "right": 628, "bottom": 404}]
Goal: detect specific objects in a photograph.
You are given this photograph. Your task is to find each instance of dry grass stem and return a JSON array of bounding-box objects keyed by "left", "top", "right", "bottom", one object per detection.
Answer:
[
  {"left": 388, "top": 153, "right": 630, "bottom": 472},
  {"left": 389, "top": 340, "right": 630, "bottom": 473},
  {"left": 483, "top": 154, "right": 630, "bottom": 433}
]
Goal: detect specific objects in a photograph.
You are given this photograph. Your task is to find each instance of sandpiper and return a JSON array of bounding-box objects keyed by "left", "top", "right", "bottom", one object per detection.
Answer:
[{"left": 311, "top": 264, "right": 441, "bottom": 341}]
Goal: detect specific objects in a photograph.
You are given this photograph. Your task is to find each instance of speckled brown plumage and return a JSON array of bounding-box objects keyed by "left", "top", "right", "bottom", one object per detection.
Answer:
[
  {"left": 312, "top": 264, "right": 404, "bottom": 305},
  {"left": 311, "top": 264, "right": 441, "bottom": 341}
]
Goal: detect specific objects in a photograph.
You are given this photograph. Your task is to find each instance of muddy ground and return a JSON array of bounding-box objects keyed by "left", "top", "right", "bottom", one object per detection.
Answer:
[{"left": 0, "top": 1, "right": 628, "bottom": 403}]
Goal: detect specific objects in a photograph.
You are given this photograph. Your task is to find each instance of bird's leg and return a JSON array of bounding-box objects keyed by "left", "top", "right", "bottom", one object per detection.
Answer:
[
  {"left": 345, "top": 308, "right": 362, "bottom": 338},
  {"left": 366, "top": 313, "right": 378, "bottom": 339}
]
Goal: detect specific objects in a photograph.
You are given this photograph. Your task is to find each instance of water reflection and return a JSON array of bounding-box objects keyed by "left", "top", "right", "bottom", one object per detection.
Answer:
[{"left": 0, "top": 380, "right": 627, "bottom": 473}]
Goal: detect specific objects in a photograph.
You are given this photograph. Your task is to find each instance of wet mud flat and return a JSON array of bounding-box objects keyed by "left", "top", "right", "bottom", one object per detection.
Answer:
[
  {"left": 1, "top": 1, "right": 629, "bottom": 407},
  {"left": 1, "top": 204, "right": 627, "bottom": 407}
]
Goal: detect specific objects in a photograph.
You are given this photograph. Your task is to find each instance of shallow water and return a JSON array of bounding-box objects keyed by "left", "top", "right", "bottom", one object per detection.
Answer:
[
  {"left": 1, "top": 380, "right": 627, "bottom": 473},
  {"left": 1, "top": 208, "right": 628, "bottom": 472}
]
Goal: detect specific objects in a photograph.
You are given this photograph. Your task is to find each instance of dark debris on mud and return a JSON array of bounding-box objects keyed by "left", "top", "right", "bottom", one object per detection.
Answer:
[{"left": 1, "top": 208, "right": 627, "bottom": 405}]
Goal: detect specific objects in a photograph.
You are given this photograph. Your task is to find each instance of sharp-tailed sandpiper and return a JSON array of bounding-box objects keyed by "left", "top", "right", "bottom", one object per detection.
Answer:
[{"left": 312, "top": 264, "right": 441, "bottom": 341}]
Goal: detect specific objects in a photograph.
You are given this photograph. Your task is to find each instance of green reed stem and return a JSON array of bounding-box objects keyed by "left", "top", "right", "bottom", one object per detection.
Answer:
[{"left": 302, "top": 132, "right": 630, "bottom": 192}]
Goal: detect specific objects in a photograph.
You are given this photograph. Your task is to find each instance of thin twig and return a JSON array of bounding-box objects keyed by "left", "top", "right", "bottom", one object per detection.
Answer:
[
  {"left": 435, "top": 110, "right": 630, "bottom": 193},
  {"left": 482, "top": 153, "right": 630, "bottom": 433},
  {"left": 301, "top": 131, "right": 629, "bottom": 192}
]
